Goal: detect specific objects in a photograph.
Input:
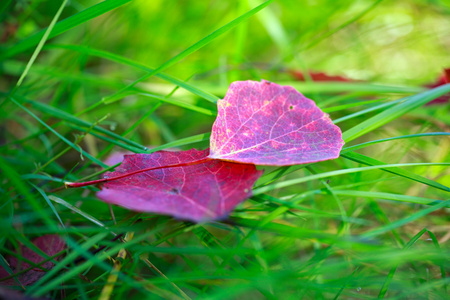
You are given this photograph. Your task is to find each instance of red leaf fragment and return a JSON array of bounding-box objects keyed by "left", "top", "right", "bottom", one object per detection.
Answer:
[
  {"left": 0, "top": 235, "right": 66, "bottom": 286},
  {"left": 96, "top": 149, "right": 262, "bottom": 222},
  {"left": 209, "top": 80, "right": 344, "bottom": 165},
  {"left": 290, "top": 70, "right": 353, "bottom": 82},
  {"left": 425, "top": 68, "right": 450, "bottom": 105}
]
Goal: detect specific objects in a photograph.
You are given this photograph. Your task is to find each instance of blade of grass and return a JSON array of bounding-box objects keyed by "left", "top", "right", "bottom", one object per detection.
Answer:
[
  {"left": 19, "top": 95, "right": 147, "bottom": 151},
  {"left": 0, "top": 253, "right": 24, "bottom": 288},
  {"left": 9, "top": 0, "right": 68, "bottom": 95},
  {"left": 230, "top": 1, "right": 248, "bottom": 82},
  {"left": 307, "top": 165, "right": 349, "bottom": 235},
  {"left": 342, "top": 84, "right": 450, "bottom": 142},
  {"left": 0, "top": 0, "right": 132, "bottom": 59},
  {"left": 341, "top": 151, "right": 450, "bottom": 192},
  {"left": 378, "top": 228, "right": 437, "bottom": 298},
  {"left": 256, "top": 164, "right": 310, "bottom": 186},
  {"left": 322, "top": 98, "right": 388, "bottom": 113},
  {"left": 321, "top": 190, "right": 444, "bottom": 206},
  {"left": 0, "top": 0, "right": 13, "bottom": 16},
  {"left": 252, "top": 163, "right": 450, "bottom": 195},
  {"left": 228, "top": 217, "right": 368, "bottom": 245},
  {"left": 333, "top": 99, "right": 403, "bottom": 124},
  {"left": 65, "top": 123, "right": 145, "bottom": 153},
  {"left": 98, "top": 232, "right": 135, "bottom": 300},
  {"left": 136, "top": 92, "right": 217, "bottom": 116},
  {"left": 29, "top": 229, "right": 162, "bottom": 297},
  {"left": 300, "top": 0, "right": 384, "bottom": 51},
  {"left": 102, "top": 0, "right": 275, "bottom": 103},
  {"left": 392, "top": 278, "right": 450, "bottom": 300},
  {"left": 362, "top": 200, "right": 450, "bottom": 238},
  {"left": 26, "top": 232, "right": 109, "bottom": 296},
  {"left": 366, "top": 200, "right": 404, "bottom": 247},
  {"left": 0, "top": 156, "right": 57, "bottom": 229},
  {"left": 11, "top": 98, "right": 108, "bottom": 168},
  {"left": 20, "top": 174, "right": 64, "bottom": 184},
  {"left": 30, "top": 184, "right": 65, "bottom": 229},
  {"left": 48, "top": 195, "right": 110, "bottom": 231},
  {"left": 333, "top": 266, "right": 360, "bottom": 300},
  {"left": 426, "top": 230, "right": 447, "bottom": 292},
  {"left": 250, "top": 0, "right": 291, "bottom": 56},
  {"left": 148, "top": 132, "right": 211, "bottom": 153},
  {"left": 0, "top": 0, "right": 69, "bottom": 112},
  {"left": 342, "top": 132, "right": 450, "bottom": 153},
  {"left": 45, "top": 44, "right": 220, "bottom": 103}
]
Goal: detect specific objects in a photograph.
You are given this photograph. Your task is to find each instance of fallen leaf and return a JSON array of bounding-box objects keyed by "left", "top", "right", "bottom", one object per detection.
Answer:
[
  {"left": 70, "top": 80, "right": 344, "bottom": 222},
  {"left": 0, "top": 235, "right": 66, "bottom": 286},
  {"left": 209, "top": 80, "right": 344, "bottom": 165},
  {"left": 97, "top": 149, "right": 262, "bottom": 222}
]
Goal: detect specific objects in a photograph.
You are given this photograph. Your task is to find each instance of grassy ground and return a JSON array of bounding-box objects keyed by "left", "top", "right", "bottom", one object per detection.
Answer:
[{"left": 1, "top": 0, "right": 449, "bottom": 299}]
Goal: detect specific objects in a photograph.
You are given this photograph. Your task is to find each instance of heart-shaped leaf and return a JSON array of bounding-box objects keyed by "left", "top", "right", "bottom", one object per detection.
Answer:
[
  {"left": 97, "top": 149, "right": 262, "bottom": 222},
  {"left": 209, "top": 80, "right": 344, "bottom": 165}
]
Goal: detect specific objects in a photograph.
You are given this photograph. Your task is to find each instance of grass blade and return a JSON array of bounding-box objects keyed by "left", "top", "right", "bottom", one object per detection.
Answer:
[
  {"left": 11, "top": 98, "right": 108, "bottom": 168},
  {"left": 378, "top": 228, "right": 427, "bottom": 298},
  {"left": 341, "top": 133, "right": 450, "bottom": 153},
  {"left": 253, "top": 163, "right": 450, "bottom": 195},
  {"left": 0, "top": 0, "right": 132, "bottom": 59},
  {"left": 323, "top": 190, "right": 444, "bottom": 206},
  {"left": 11, "top": 0, "right": 68, "bottom": 92},
  {"left": 362, "top": 200, "right": 450, "bottom": 238},
  {"left": 342, "top": 84, "right": 450, "bottom": 142},
  {"left": 341, "top": 151, "right": 450, "bottom": 192},
  {"left": 46, "top": 44, "right": 220, "bottom": 103},
  {"left": 18, "top": 95, "right": 147, "bottom": 151},
  {"left": 102, "top": 0, "right": 275, "bottom": 103},
  {"left": 48, "top": 195, "right": 109, "bottom": 230}
]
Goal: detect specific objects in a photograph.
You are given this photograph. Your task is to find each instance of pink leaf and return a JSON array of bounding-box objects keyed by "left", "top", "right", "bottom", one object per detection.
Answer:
[
  {"left": 0, "top": 235, "right": 66, "bottom": 286},
  {"left": 97, "top": 149, "right": 262, "bottom": 222},
  {"left": 209, "top": 80, "right": 344, "bottom": 165}
]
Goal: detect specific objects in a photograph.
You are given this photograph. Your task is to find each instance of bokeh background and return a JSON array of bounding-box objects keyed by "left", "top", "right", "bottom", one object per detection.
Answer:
[{"left": 1, "top": 1, "right": 449, "bottom": 299}]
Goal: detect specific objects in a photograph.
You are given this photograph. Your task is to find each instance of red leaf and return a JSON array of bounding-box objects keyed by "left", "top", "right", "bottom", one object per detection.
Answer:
[
  {"left": 425, "top": 68, "right": 450, "bottom": 105},
  {"left": 209, "top": 80, "right": 344, "bottom": 165},
  {"left": 97, "top": 149, "right": 262, "bottom": 222},
  {"left": 0, "top": 235, "right": 66, "bottom": 286},
  {"left": 290, "top": 70, "right": 353, "bottom": 82}
]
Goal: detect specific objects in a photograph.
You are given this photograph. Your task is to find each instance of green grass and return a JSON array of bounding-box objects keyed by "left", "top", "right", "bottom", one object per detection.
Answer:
[{"left": 1, "top": 0, "right": 449, "bottom": 299}]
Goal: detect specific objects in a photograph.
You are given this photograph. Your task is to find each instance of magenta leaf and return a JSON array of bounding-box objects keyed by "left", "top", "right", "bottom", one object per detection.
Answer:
[
  {"left": 0, "top": 235, "right": 66, "bottom": 286},
  {"left": 97, "top": 149, "right": 262, "bottom": 222},
  {"left": 209, "top": 80, "right": 344, "bottom": 165}
]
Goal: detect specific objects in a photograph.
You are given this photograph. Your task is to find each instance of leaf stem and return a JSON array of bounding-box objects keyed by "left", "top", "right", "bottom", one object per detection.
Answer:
[{"left": 65, "top": 157, "right": 212, "bottom": 188}]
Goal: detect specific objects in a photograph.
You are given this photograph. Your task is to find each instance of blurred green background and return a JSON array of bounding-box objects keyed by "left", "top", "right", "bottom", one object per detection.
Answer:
[
  {"left": 1, "top": 0, "right": 449, "bottom": 148},
  {"left": 3, "top": 0, "right": 449, "bottom": 81},
  {"left": 0, "top": 1, "right": 449, "bottom": 299}
]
